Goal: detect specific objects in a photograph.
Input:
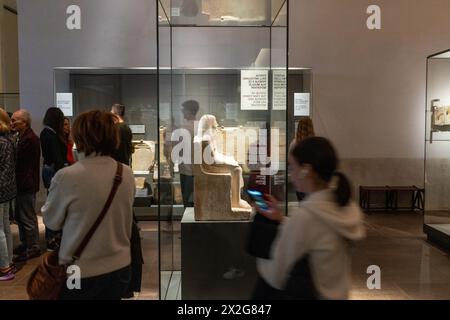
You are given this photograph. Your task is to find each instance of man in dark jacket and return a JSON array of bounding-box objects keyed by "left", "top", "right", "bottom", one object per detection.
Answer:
[{"left": 11, "top": 110, "right": 41, "bottom": 261}]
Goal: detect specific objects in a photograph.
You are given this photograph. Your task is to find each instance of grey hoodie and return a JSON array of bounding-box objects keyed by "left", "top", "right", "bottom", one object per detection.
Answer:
[{"left": 257, "top": 189, "right": 366, "bottom": 300}]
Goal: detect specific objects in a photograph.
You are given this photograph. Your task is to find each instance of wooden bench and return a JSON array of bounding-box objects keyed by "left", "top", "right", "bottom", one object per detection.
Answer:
[
  {"left": 359, "top": 186, "right": 390, "bottom": 212},
  {"left": 359, "top": 186, "right": 424, "bottom": 213},
  {"left": 389, "top": 186, "right": 424, "bottom": 212}
]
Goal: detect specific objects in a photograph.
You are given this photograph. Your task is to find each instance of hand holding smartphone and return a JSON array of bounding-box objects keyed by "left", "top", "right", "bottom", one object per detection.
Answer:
[
  {"left": 246, "top": 189, "right": 271, "bottom": 213},
  {"left": 246, "top": 189, "right": 285, "bottom": 223}
]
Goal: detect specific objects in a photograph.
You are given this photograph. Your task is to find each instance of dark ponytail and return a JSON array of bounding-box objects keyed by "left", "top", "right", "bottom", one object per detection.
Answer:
[
  {"left": 291, "top": 137, "right": 353, "bottom": 207},
  {"left": 333, "top": 171, "right": 352, "bottom": 207}
]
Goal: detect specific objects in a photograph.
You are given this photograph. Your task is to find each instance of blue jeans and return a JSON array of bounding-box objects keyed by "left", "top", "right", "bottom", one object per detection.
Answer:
[
  {"left": 0, "top": 202, "right": 13, "bottom": 268},
  {"left": 59, "top": 265, "right": 132, "bottom": 300}
]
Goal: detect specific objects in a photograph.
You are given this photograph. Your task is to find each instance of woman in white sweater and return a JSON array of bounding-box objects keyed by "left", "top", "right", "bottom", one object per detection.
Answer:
[
  {"left": 253, "top": 137, "right": 365, "bottom": 300},
  {"left": 41, "top": 110, "right": 135, "bottom": 300}
]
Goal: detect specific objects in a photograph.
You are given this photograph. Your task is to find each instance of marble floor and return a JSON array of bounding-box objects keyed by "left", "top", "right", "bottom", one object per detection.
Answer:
[
  {"left": 350, "top": 213, "right": 450, "bottom": 300},
  {"left": 0, "top": 218, "right": 160, "bottom": 300},
  {"left": 1, "top": 212, "right": 450, "bottom": 300}
]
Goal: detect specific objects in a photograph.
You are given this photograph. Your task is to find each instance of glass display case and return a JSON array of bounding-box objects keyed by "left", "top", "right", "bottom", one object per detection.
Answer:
[
  {"left": 424, "top": 49, "right": 450, "bottom": 250},
  {"left": 287, "top": 68, "right": 313, "bottom": 201},
  {"left": 158, "top": 0, "right": 289, "bottom": 299},
  {"left": 53, "top": 68, "right": 162, "bottom": 220}
]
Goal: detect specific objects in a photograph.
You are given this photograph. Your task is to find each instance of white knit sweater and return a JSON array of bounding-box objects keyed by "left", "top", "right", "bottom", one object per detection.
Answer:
[{"left": 42, "top": 155, "right": 135, "bottom": 278}]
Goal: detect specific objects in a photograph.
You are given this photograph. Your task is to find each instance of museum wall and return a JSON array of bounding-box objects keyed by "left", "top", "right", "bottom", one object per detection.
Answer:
[
  {"left": 17, "top": 0, "right": 157, "bottom": 131},
  {"left": 18, "top": 0, "right": 450, "bottom": 206}
]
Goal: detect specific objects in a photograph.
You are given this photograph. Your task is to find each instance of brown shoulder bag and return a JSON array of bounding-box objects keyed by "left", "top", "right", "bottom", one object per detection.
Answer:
[{"left": 27, "top": 162, "right": 123, "bottom": 300}]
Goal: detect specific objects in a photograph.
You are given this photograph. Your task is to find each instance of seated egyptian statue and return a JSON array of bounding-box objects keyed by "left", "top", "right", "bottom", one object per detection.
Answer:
[
  {"left": 193, "top": 115, "right": 251, "bottom": 221},
  {"left": 131, "top": 141, "right": 155, "bottom": 172}
]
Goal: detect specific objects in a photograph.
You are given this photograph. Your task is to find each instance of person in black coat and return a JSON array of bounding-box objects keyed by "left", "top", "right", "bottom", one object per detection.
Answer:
[{"left": 40, "top": 107, "right": 67, "bottom": 251}]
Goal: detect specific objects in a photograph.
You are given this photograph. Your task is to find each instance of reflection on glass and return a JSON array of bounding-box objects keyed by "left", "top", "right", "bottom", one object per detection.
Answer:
[
  {"left": 157, "top": 0, "right": 289, "bottom": 300},
  {"left": 168, "top": 0, "right": 286, "bottom": 26}
]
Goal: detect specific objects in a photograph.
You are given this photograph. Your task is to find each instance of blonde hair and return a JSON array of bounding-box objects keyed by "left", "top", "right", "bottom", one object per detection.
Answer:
[{"left": 0, "top": 108, "right": 11, "bottom": 134}]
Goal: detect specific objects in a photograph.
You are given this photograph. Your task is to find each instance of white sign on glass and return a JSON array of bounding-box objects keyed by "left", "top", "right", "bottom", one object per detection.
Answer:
[
  {"left": 56, "top": 93, "right": 73, "bottom": 117},
  {"left": 241, "top": 70, "right": 268, "bottom": 110},
  {"left": 294, "top": 93, "right": 311, "bottom": 116},
  {"left": 130, "top": 125, "right": 146, "bottom": 134},
  {"left": 273, "top": 70, "right": 287, "bottom": 110}
]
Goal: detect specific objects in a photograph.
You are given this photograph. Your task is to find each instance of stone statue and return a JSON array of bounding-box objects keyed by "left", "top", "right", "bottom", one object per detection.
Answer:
[{"left": 193, "top": 115, "right": 251, "bottom": 221}]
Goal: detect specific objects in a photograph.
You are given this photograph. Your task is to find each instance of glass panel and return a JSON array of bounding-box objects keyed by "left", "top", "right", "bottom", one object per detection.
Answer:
[
  {"left": 166, "top": 1, "right": 288, "bottom": 300},
  {"left": 158, "top": 0, "right": 171, "bottom": 25},
  {"left": 169, "top": 0, "right": 286, "bottom": 27},
  {"left": 426, "top": 58, "right": 450, "bottom": 142},
  {"left": 270, "top": 0, "right": 288, "bottom": 211},
  {"left": 287, "top": 68, "right": 313, "bottom": 201},
  {"left": 425, "top": 54, "right": 450, "bottom": 237},
  {"left": 158, "top": 1, "right": 179, "bottom": 300},
  {"left": 159, "top": 0, "right": 171, "bottom": 23},
  {"left": 53, "top": 67, "right": 159, "bottom": 298},
  {"left": 272, "top": 0, "right": 287, "bottom": 26}
]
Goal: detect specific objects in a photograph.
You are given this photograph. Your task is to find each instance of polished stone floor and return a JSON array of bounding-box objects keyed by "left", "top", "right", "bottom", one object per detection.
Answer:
[
  {"left": 350, "top": 213, "right": 450, "bottom": 300},
  {"left": 1, "top": 212, "right": 450, "bottom": 300},
  {"left": 0, "top": 218, "right": 160, "bottom": 300}
]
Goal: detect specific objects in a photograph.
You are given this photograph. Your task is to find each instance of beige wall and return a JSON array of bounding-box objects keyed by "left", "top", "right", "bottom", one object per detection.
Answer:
[{"left": 0, "top": 0, "right": 19, "bottom": 95}]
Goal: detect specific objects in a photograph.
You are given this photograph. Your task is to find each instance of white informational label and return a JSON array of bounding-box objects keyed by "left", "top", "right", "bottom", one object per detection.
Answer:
[
  {"left": 294, "top": 93, "right": 311, "bottom": 116},
  {"left": 171, "top": 7, "right": 181, "bottom": 17},
  {"left": 241, "top": 70, "right": 268, "bottom": 110},
  {"left": 273, "top": 70, "right": 287, "bottom": 110},
  {"left": 130, "top": 125, "right": 146, "bottom": 134},
  {"left": 135, "top": 188, "right": 148, "bottom": 198},
  {"left": 56, "top": 93, "right": 73, "bottom": 117},
  {"left": 133, "top": 170, "right": 150, "bottom": 175}
]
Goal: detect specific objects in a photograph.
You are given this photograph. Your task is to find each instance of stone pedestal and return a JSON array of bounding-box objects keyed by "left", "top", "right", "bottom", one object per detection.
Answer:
[{"left": 181, "top": 208, "right": 257, "bottom": 299}]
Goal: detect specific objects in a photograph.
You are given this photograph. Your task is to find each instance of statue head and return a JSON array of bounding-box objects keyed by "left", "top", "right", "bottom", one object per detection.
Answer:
[{"left": 195, "top": 114, "right": 219, "bottom": 143}]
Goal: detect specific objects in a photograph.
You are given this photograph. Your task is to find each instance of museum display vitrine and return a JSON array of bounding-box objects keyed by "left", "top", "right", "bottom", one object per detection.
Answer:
[
  {"left": 53, "top": 68, "right": 164, "bottom": 220},
  {"left": 287, "top": 68, "right": 313, "bottom": 201},
  {"left": 424, "top": 49, "right": 450, "bottom": 250},
  {"left": 52, "top": 0, "right": 290, "bottom": 300},
  {"left": 158, "top": 0, "right": 289, "bottom": 299}
]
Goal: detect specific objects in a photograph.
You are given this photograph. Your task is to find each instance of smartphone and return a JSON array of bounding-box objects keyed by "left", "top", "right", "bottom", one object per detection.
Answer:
[{"left": 246, "top": 189, "right": 270, "bottom": 212}]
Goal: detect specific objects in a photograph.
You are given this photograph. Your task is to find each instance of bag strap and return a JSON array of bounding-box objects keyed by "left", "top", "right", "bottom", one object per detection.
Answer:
[{"left": 71, "top": 161, "right": 123, "bottom": 262}]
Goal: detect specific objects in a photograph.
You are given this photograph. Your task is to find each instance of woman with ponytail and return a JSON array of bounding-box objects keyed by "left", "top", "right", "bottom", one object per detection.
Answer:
[{"left": 252, "top": 137, "right": 365, "bottom": 300}]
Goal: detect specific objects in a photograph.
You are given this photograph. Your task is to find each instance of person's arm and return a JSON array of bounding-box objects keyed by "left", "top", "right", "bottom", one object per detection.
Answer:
[
  {"left": 258, "top": 213, "right": 309, "bottom": 290},
  {"left": 41, "top": 170, "right": 69, "bottom": 232},
  {"left": 40, "top": 132, "right": 50, "bottom": 165}
]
